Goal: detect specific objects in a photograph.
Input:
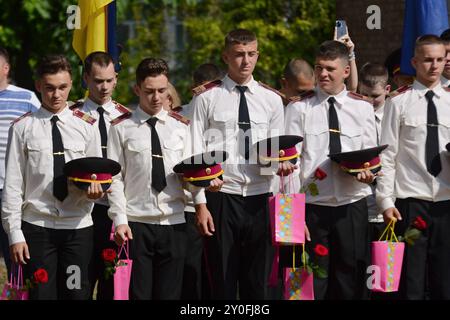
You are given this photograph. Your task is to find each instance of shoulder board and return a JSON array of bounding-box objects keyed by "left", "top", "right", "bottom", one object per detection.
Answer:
[
  {"left": 388, "top": 85, "right": 412, "bottom": 98},
  {"left": 258, "top": 81, "right": 287, "bottom": 100},
  {"left": 69, "top": 100, "right": 84, "bottom": 110},
  {"left": 113, "top": 101, "right": 131, "bottom": 114},
  {"left": 347, "top": 91, "right": 373, "bottom": 104},
  {"left": 192, "top": 79, "right": 222, "bottom": 96},
  {"left": 168, "top": 110, "right": 190, "bottom": 125},
  {"left": 11, "top": 111, "right": 32, "bottom": 125},
  {"left": 110, "top": 112, "right": 132, "bottom": 125},
  {"left": 72, "top": 109, "right": 96, "bottom": 125},
  {"left": 288, "top": 90, "right": 316, "bottom": 103}
]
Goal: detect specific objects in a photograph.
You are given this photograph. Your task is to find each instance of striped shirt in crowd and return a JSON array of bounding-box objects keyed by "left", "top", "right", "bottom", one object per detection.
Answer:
[{"left": 0, "top": 84, "right": 40, "bottom": 189}]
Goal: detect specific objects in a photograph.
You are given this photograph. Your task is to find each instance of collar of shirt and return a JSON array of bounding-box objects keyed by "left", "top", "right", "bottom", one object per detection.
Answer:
[
  {"left": 374, "top": 103, "right": 385, "bottom": 121},
  {"left": 413, "top": 79, "right": 444, "bottom": 100},
  {"left": 84, "top": 97, "right": 115, "bottom": 114},
  {"left": 135, "top": 106, "right": 168, "bottom": 124},
  {"left": 38, "top": 104, "right": 71, "bottom": 124},
  {"left": 222, "top": 74, "right": 258, "bottom": 94},
  {"left": 441, "top": 75, "right": 450, "bottom": 87},
  {"left": 316, "top": 85, "right": 348, "bottom": 108}
]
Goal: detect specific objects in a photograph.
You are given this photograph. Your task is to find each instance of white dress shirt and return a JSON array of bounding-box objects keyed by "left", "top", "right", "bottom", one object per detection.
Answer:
[
  {"left": 190, "top": 75, "right": 285, "bottom": 196},
  {"left": 2, "top": 105, "right": 101, "bottom": 245},
  {"left": 179, "top": 103, "right": 195, "bottom": 213},
  {"left": 376, "top": 81, "right": 450, "bottom": 212},
  {"left": 107, "top": 107, "right": 205, "bottom": 227},
  {"left": 285, "top": 87, "right": 377, "bottom": 206},
  {"left": 80, "top": 98, "right": 129, "bottom": 206},
  {"left": 441, "top": 75, "right": 450, "bottom": 87}
]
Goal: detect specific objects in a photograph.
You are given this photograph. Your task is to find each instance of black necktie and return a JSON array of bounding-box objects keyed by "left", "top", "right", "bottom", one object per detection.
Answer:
[
  {"left": 236, "top": 86, "right": 251, "bottom": 159},
  {"left": 328, "top": 97, "right": 341, "bottom": 154},
  {"left": 51, "top": 116, "right": 68, "bottom": 201},
  {"left": 425, "top": 90, "right": 442, "bottom": 177},
  {"left": 97, "top": 107, "right": 108, "bottom": 158},
  {"left": 147, "top": 117, "right": 167, "bottom": 193}
]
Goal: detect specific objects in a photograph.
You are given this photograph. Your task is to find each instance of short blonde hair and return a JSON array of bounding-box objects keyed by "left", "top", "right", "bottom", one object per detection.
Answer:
[{"left": 167, "top": 82, "right": 181, "bottom": 109}]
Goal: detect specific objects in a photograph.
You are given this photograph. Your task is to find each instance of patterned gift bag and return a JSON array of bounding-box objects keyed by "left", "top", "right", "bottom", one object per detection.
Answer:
[
  {"left": 371, "top": 219, "right": 404, "bottom": 292},
  {"left": 283, "top": 244, "right": 314, "bottom": 300},
  {"left": 0, "top": 265, "right": 29, "bottom": 300},
  {"left": 114, "top": 242, "right": 133, "bottom": 300}
]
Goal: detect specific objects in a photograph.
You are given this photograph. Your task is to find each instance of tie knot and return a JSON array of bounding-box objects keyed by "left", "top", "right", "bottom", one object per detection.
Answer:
[
  {"left": 97, "top": 107, "right": 105, "bottom": 115},
  {"left": 425, "top": 90, "right": 435, "bottom": 100},
  {"left": 51, "top": 115, "right": 59, "bottom": 124},
  {"left": 328, "top": 97, "right": 336, "bottom": 105},
  {"left": 147, "top": 117, "right": 158, "bottom": 127},
  {"left": 236, "top": 86, "right": 248, "bottom": 94}
]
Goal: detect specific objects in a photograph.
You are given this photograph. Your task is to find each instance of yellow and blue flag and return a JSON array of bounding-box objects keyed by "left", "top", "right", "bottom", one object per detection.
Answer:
[{"left": 401, "top": 0, "right": 449, "bottom": 75}]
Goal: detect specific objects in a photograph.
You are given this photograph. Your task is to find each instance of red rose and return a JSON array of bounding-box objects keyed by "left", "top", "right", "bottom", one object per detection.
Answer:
[
  {"left": 33, "top": 268, "right": 48, "bottom": 284},
  {"left": 314, "top": 168, "right": 327, "bottom": 181},
  {"left": 102, "top": 248, "right": 117, "bottom": 263},
  {"left": 412, "top": 216, "right": 427, "bottom": 231},
  {"left": 314, "top": 244, "right": 329, "bottom": 256}
]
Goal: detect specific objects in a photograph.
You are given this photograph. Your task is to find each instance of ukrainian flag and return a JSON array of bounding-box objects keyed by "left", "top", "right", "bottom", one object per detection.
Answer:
[
  {"left": 400, "top": 0, "right": 449, "bottom": 75},
  {"left": 72, "top": 0, "right": 120, "bottom": 71}
]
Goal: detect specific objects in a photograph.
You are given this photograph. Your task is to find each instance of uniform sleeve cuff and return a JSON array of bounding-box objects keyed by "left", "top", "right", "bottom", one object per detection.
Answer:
[
  {"left": 379, "top": 198, "right": 395, "bottom": 213},
  {"left": 113, "top": 214, "right": 128, "bottom": 227},
  {"left": 192, "top": 189, "right": 207, "bottom": 205},
  {"left": 9, "top": 230, "right": 26, "bottom": 246}
]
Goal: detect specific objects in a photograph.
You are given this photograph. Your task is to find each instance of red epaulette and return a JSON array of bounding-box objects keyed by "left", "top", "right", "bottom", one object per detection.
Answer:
[
  {"left": 168, "top": 110, "right": 190, "bottom": 125},
  {"left": 192, "top": 79, "right": 222, "bottom": 96},
  {"left": 72, "top": 109, "right": 96, "bottom": 125},
  {"left": 113, "top": 101, "right": 131, "bottom": 114},
  {"left": 69, "top": 100, "right": 84, "bottom": 110},
  {"left": 11, "top": 111, "right": 32, "bottom": 125},
  {"left": 347, "top": 91, "right": 373, "bottom": 104},
  {"left": 443, "top": 86, "right": 450, "bottom": 92},
  {"left": 110, "top": 112, "right": 132, "bottom": 126},
  {"left": 388, "top": 85, "right": 412, "bottom": 98},
  {"left": 258, "top": 81, "right": 287, "bottom": 101},
  {"left": 288, "top": 90, "right": 316, "bottom": 103}
]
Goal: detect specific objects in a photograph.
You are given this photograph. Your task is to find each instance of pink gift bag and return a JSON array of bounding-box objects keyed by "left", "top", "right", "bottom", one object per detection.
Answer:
[
  {"left": 370, "top": 220, "right": 405, "bottom": 293},
  {"left": 114, "top": 242, "right": 133, "bottom": 300},
  {"left": 1, "top": 265, "right": 29, "bottom": 300},
  {"left": 283, "top": 268, "right": 314, "bottom": 300},
  {"left": 269, "top": 176, "right": 305, "bottom": 245}
]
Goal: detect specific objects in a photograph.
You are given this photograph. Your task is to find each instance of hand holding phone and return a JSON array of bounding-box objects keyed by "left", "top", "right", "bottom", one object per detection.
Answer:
[{"left": 334, "top": 20, "right": 348, "bottom": 40}]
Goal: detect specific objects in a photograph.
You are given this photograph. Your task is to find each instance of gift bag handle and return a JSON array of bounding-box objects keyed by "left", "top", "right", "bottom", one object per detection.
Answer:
[
  {"left": 279, "top": 172, "right": 295, "bottom": 195},
  {"left": 117, "top": 241, "right": 130, "bottom": 260},
  {"left": 378, "top": 219, "right": 399, "bottom": 242},
  {"left": 9, "top": 264, "right": 24, "bottom": 289},
  {"left": 292, "top": 244, "right": 307, "bottom": 272}
]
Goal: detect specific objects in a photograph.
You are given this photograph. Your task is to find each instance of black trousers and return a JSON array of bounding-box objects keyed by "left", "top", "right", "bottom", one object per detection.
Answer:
[
  {"left": 181, "top": 212, "right": 203, "bottom": 300},
  {"left": 128, "top": 221, "right": 186, "bottom": 300},
  {"left": 395, "top": 198, "right": 450, "bottom": 300},
  {"left": 22, "top": 221, "right": 93, "bottom": 300},
  {"left": 205, "top": 191, "right": 272, "bottom": 300},
  {"left": 89, "top": 203, "right": 115, "bottom": 300},
  {"left": 305, "top": 198, "right": 369, "bottom": 300}
]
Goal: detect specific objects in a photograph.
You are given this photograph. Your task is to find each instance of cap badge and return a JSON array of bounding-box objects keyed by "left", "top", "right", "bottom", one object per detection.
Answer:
[
  {"left": 279, "top": 150, "right": 285, "bottom": 157},
  {"left": 91, "top": 174, "right": 97, "bottom": 180},
  {"left": 205, "top": 168, "right": 212, "bottom": 175},
  {"left": 363, "top": 162, "right": 370, "bottom": 169}
]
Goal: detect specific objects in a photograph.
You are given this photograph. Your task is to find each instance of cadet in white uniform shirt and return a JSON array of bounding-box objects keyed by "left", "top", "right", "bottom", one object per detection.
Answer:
[
  {"left": 107, "top": 58, "right": 216, "bottom": 300},
  {"left": 75, "top": 51, "right": 130, "bottom": 300},
  {"left": 1, "top": 55, "right": 104, "bottom": 300},
  {"left": 190, "top": 29, "right": 294, "bottom": 300},
  {"left": 377, "top": 35, "right": 450, "bottom": 299},
  {"left": 285, "top": 40, "right": 377, "bottom": 300}
]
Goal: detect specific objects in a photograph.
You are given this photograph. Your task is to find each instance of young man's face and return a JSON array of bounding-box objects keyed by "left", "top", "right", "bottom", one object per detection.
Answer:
[
  {"left": 83, "top": 62, "right": 117, "bottom": 105},
  {"left": 35, "top": 71, "right": 72, "bottom": 113},
  {"left": 281, "top": 73, "right": 315, "bottom": 99},
  {"left": 0, "top": 55, "right": 10, "bottom": 87},
  {"left": 134, "top": 74, "right": 169, "bottom": 116},
  {"left": 314, "top": 57, "right": 350, "bottom": 95},
  {"left": 358, "top": 83, "right": 390, "bottom": 108},
  {"left": 412, "top": 43, "right": 446, "bottom": 86},
  {"left": 443, "top": 43, "right": 450, "bottom": 79},
  {"left": 222, "top": 40, "right": 259, "bottom": 84}
]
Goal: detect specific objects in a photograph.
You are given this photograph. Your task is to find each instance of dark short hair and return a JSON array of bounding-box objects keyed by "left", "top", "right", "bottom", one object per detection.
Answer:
[
  {"left": 136, "top": 58, "right": 169, "bottom": 85},
  {"left": 415, "top": 34, "right": 444, "bottom": 53},
  {"left": 36, "top": 54, "right": 72, "bottom": 79},
  {"left": 224, "top": 29, "right": 257, "bottom": 49},
  {"left": 193, "top": 63, "right": 223, "bottom": 87},
  {"left": 283, "top": 58, "right": 314, "bottom": 81},
  {"left": 316, "top": 40, "right": 349, "bottom": 64},
  {"left": 359, "top": 62, "right": 389, "bottom": 87},
  {"left": 0, "top": 47, "right": 10, "bottom": 64},
  {"left": 84, "top": 51, "right": 114, "bottom": 75},
  {"left": 440, "top": 29, "right": 450, "bottom": 42}
]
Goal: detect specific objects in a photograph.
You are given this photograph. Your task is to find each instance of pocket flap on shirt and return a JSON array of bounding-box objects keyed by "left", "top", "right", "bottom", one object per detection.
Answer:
[
  {"left": 340, "top": 126, "right": 362, "bottom": 137},
  {"left": 163, "top": 139, "right": 184, "bottom": 151},
  {"left": 27, "top": 139, "right": 51, "bottom": 151},
  {"left": 213, "top": 110, "right": 234, "bottom": 122},
  {"left": 127, "top": 139, "right": 149, "bottom": 152},
  {"left": 64, "top": 141, "right": 84, "bottom": 152}
]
